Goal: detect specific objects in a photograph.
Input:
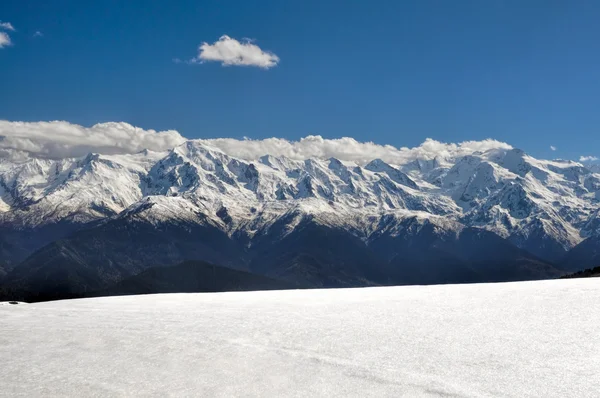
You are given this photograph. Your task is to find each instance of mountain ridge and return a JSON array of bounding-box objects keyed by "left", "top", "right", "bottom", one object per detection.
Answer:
[{"left": 0, "top": 138, "right": 598, "bottom": 297}]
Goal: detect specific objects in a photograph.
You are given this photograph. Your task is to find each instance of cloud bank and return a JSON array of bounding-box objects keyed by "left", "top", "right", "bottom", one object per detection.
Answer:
[
  {"left": 192, "top": 35, "right": 279, "bottom": 69},
  {"left": 0, "top": 121, "right": 186, "bottom": 160},
  {"left": 0, "top": 121, "right": 514, "bottom": 166},
  {"left": 198, "top": 136, "right": 513, "bottom": 165},
  {"left": 579, "top": 155, "right": 599, "bottom": 163}
]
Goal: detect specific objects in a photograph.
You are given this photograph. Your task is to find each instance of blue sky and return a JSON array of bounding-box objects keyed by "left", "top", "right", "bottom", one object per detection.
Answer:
[{"left": 1, "top": 0, "right": 599, "bottom": 160}]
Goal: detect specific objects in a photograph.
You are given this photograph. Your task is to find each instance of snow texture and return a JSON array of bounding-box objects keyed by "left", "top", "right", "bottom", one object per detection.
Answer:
[{"left": 1, "top": 279, "right": 599, "bottom": 397}]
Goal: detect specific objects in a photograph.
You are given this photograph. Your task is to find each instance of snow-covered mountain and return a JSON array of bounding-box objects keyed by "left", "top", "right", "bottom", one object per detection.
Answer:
[
  {"left": 0, "top": 139, "right": 599, "bottom": 297},
  {"left": 1, "top": 141, "right": 598, "bottom": 252}
]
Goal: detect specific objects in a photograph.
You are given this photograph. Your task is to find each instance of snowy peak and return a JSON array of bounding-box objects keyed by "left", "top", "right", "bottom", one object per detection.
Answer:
[{"left": 364, "top": 159, "right": 418, "bottom": 189}]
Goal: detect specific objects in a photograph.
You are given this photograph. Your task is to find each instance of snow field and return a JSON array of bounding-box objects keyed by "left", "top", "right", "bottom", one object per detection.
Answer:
[{"left": 1, "top": 279, "right": 599, "bottom": 397}]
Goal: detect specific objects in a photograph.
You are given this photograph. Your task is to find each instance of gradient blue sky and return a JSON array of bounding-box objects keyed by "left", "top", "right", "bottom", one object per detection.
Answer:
[{"left": 1, "top": 0, "right": 599, "bottom": 160}]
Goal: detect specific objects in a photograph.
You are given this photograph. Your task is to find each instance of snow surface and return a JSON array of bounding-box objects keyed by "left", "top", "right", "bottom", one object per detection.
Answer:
[{"left": 1, "top": 279, "right": 599, "bottom": 397}]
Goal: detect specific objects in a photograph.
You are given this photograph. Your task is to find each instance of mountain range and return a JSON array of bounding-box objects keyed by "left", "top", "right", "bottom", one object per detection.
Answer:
[{"left": 1, "top": 139, "right": 599, "bottom": 300}]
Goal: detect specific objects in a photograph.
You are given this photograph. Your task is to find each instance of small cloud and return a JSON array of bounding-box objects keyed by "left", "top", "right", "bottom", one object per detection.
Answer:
[
  {"left": 0, "top": 32, "right": 11, "bottom": 48},
  {"left": 33, "top": 31, "right": 43, "bottom": 38},
  {"left": 0, "top": 21, "right": 14, "bottom": 48},
  {"left": 579, "top": 155, "right": 599, "bottom": 162},
  {"left": 172, "top": 57, "right": 182, "bottom": 64},
  {"left": 189, "top": 35, "right": 279, "bottom": 69},
  {"left": 550, "top": 146, "right": 557, "bottom": 151},
  {"left": 0, "top": 21, "right": 15, "bottom": 31}
]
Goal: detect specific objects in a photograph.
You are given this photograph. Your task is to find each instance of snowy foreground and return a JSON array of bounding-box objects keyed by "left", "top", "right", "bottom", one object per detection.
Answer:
[{"left": 1, "top": 280, "right": 599, "bottom": 397}]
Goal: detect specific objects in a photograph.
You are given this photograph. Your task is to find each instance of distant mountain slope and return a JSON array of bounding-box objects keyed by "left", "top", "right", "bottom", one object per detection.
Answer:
[
  {"left": 0, "top": 210, "right": 563, "bottom": 301},
  {"left": 561, "top": 236, "right": 600, "bottom": 272},
  {"left": 0, "top": 260, "right": 294, "bottom": 302},
  {"left": 89, "top": 260, "right": 296, "bottom": 297},
  {"left": 368, "top": 218, "right": 562, "bottom": 284},
  {"left": 561, "top": 266, "right": 600, "bottom": 279},
  {"left": 0, "top": 214, "right": 246, "bottom": 302},
  {"left": 248, "top": 213, "right": 563, "bottom": 287}
]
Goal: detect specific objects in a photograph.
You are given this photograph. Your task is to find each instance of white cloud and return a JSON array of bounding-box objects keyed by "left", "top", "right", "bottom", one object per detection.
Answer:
[
  {"left": 0, "top": 21, "right": 14, "bottom": 48},
  {"left": 550, "top": 146, "right": 556, "bottom": 151},
  {"left": 0, "top": 32, "right": 11, "bottom": 48},
  {"left": 579, "top": 155, "right": 599, "bottom": 163},
  {"left": 33, "top": 31, "right": 43, "bottom": 38},
  {"left": 0, "top": 21, "right": 15, "bottom": 31},
  {"left": 0, "top": 121, "right": 186, "bottom": 160},
  {"left": 196, "top": 136, "right": 513, "bottom": 166},
  {"left": 191, "top": 35, "right": 279, "bottom": 69},
  {"left": 0, "top": 121, "right": 514, "bottom": 166}
]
